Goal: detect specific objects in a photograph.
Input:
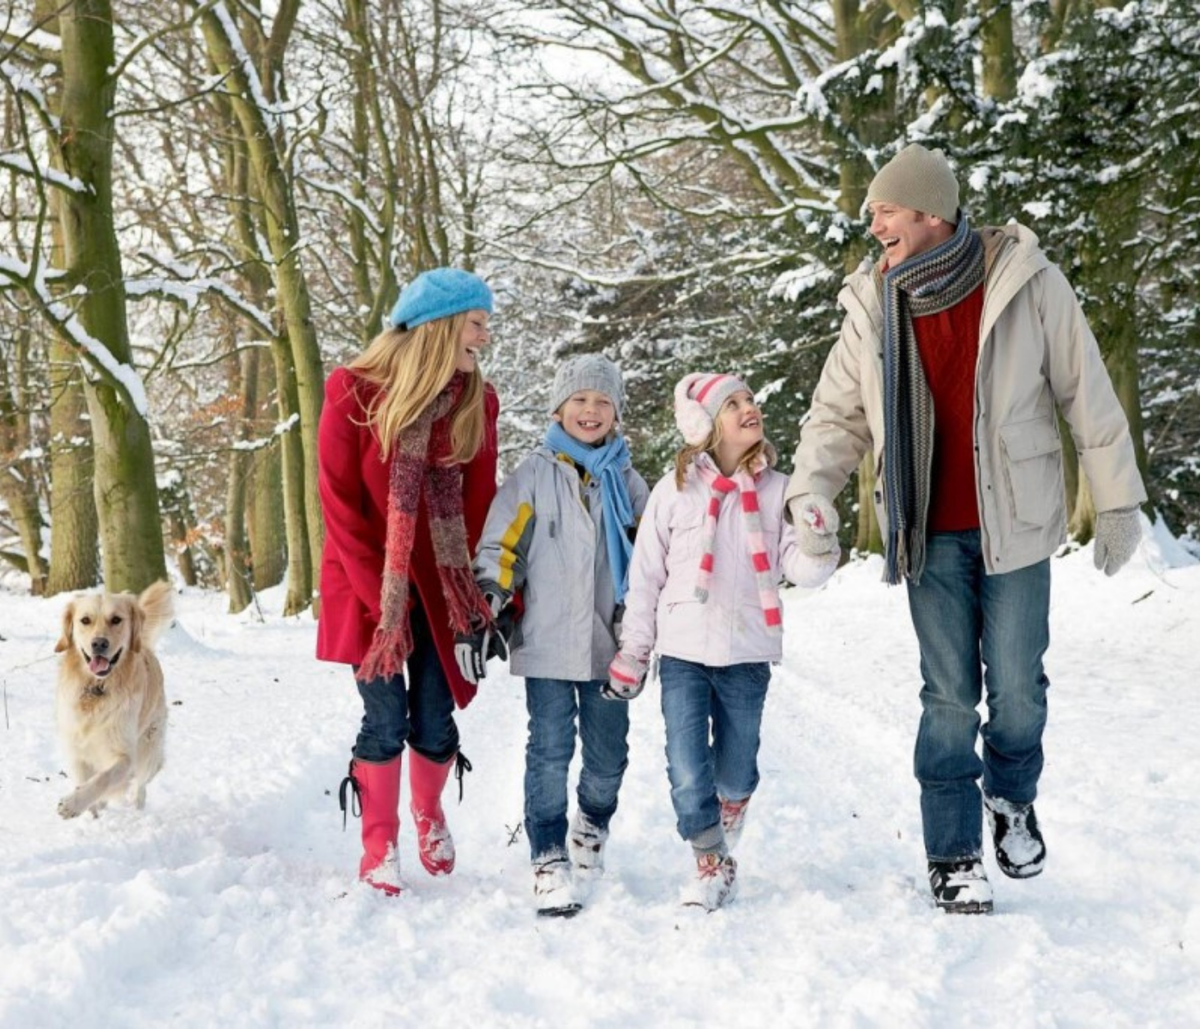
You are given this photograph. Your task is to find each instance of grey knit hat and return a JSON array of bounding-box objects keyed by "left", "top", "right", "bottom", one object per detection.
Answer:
[
  {"left": 549, "top": 353, "right": 625, "bottom": 421},
  {"left": 865, "top": 144, "right": 960, "bottom": 225}
]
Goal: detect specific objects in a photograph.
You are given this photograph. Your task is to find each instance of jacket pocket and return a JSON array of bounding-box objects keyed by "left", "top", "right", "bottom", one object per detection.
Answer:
[
  {"left": 999, "top": 418, "right": 1063, "bottom": 529},
  {"left": 668, "top": 508, "right": 708, "bottom": 558}
]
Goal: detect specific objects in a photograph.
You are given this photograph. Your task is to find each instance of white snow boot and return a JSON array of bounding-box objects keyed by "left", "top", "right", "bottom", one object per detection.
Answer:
[
  {"left": 928, "top": 859, "right": 994, "bottom": 914},
  {"left": 682, "top": 852, "right": 738, "bottom": 912},
  {"left": 533, "top": 854, "right": 582, "bottom": 918},
  {"left": 568, "top": 811, "right": 609, "bottom": 874},
  {"left": 719, "top": 795, "right": 751, "bottom": 852},
  {"left": 985, "top": 794, "right": 1047, "bottom": 879}
]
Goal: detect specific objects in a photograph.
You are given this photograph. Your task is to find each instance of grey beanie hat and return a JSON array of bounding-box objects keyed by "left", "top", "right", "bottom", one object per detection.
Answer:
[
  {"left": 549, "top": 353, "right": 625, "bottom": 421},
  {"left": 866, "top": 143, "right": 960, "bottom": 224}
]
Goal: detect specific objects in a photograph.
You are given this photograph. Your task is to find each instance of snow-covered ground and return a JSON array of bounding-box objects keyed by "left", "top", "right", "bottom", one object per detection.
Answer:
[{"left": 1, "top": 518, "right": 1198, "bottom": 1029}]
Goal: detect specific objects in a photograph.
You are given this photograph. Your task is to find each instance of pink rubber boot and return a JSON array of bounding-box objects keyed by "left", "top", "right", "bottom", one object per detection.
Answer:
[
  {"left": 342, "top": 756, "right": 402, "bottom": 895},
  {"left": 408, "top": 751, "right": 457, "bottom": 876}
]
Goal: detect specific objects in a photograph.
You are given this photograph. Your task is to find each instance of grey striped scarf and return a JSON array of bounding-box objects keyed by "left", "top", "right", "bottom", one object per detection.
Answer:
[{"left": 879, "top": 214, "right": 984, "bottom": 585}]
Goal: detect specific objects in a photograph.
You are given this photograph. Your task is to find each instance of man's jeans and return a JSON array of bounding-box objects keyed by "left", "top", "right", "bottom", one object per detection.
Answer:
[
  {"left": 352, "top": 602, "right": 459, "bottom": 764},
  {"left": 524, "top": 678, "right": 630, "bottom": 860},
  {"left": 659, "top": 655, "right": 771, "bottom": 844},
  {"left": 907, "top": 530, "right": 1051, "bottom": 861}
]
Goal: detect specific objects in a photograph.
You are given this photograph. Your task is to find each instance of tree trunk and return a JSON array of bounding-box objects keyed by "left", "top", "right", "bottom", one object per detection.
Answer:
[
  {"left": 198, "top": 5, "right": 323, "bottom": 612},
  {"left": 1078, "top": 171, "right": 1149, "bottom": 529},
  {"left": 980, "top": 0, "right": 1018, "bottom": 101},
  {"left": 249, "top": 352, "right": 286, "bottom": 591},
  {"left": 216, "top": 101, "right": 309, "bottom": 614},
  {"left": 269, "top": 336, "right": 313, "bottom": 616},
  {"left": 855, "top": 454, "right": 884, "bottom": 557},
  {"left": 833, "top": 0, "right": 897, "bottom": 554},
  {"left": 56, "top": 0, "right": 165, "bottom": 592},
  {"left": 158, "top": 473, "right": 197, "bottom": 586},
  {"left": 0, "top": 321, "right": 48, "bottom": 594},
  {"left": 45, "top": 341, "right": 99, "bottom": 593},
  {"left": 226, "top": 347, "right": 258, "bottom": 613},
  {"left": 26, "top": 0, "right": 99, "bottom": 597}
]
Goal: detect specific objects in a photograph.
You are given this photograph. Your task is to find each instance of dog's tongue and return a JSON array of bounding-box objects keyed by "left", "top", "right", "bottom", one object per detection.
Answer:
[{"left": 89, "top": 654, "right": 111, "bottom": 676}]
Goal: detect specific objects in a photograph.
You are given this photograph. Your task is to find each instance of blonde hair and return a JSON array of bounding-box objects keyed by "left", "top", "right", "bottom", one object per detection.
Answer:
[
  {"left": 348, "top": 312, "right": 484, "bottom": 462},
  {"left": 673, "top": 416, "right": 777, "bottom": 489}
]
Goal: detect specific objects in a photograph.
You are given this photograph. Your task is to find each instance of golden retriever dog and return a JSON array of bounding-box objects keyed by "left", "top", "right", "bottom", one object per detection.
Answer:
[{"left": 54, "top": 580, "right": 174, "bottom": 819}]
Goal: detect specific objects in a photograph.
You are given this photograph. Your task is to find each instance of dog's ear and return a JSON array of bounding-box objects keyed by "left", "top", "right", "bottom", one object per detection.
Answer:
[
  {"left": 55, "top": 601, "right": 75, "bottom": 653},
  {"left": 129, "top": 597, "right": 145, "bottom": 654}
]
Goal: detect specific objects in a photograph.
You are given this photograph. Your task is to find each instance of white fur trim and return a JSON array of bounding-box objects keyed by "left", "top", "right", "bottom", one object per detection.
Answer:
[{"left": 674, "top": 373, "right": 714, "bottom": 445}]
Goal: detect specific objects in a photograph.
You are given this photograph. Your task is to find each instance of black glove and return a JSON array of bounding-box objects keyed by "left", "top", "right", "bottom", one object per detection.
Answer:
[
  {"left": 488, "top": 600, "right": 518, "bottom": 661},
  {"left": 453, "top": 623, "right": 489, "bottom": 684},
  {"left": 454, "top": 591, "right": 512, "bottom": 684},
  {"left": 612, "top": 603, "right": 625, "bottom": 647}
]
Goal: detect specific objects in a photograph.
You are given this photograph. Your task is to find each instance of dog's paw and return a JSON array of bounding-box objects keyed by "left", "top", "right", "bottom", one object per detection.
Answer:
[{"left": 58, "top": 794, "right": 84, "bottom": 819}]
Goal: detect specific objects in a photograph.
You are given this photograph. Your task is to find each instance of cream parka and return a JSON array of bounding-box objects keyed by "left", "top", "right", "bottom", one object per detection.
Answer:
[{"left": 784, "top": 223, "right": 1146, "bottom": 576}]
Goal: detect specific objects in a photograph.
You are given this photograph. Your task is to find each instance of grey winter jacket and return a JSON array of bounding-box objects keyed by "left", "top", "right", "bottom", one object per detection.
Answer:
[
  {"left": 785, "top": 223, "right": 1147, "bottom": 576},
  {"left": 473, "top": 445, "right": 650, "bottom": 681}
]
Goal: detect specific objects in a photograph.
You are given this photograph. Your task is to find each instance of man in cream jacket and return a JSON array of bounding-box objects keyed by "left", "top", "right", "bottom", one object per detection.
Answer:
[{"left": 785, "top": 143, "right": 1146, "bottom": 914}]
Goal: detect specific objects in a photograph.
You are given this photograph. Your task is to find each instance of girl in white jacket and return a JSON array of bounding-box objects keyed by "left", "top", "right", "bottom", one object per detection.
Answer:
[{"left": 607, "top": 372, "right": 839, "bottom": 910}]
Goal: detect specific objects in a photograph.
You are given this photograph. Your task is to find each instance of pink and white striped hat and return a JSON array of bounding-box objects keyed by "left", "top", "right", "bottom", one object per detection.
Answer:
[{"left": 673, "top": 372, "right": 752, "bottom": 445}]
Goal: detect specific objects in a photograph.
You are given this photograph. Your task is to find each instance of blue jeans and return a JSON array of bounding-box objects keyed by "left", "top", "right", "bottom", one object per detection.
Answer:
[
  {"left": 524, "top": 678, "right": 630, "bottom": 860},
  {"left": 352, "top": 602, "right": 459, "bottom": 764},
  {"left": 906, "top": 531, "right": 1051, "bottom": 861},
  {"left": 659, "top": 656, "right": 770, "bottom": 844}
]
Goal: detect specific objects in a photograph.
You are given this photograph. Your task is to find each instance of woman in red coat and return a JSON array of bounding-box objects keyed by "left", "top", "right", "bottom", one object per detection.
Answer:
[{"left": 317, "top": 267, "right": 499, "bottom": 894}]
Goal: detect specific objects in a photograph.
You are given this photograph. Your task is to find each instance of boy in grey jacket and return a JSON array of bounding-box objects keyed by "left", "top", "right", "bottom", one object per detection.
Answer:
[{"left": 469, "top": 354, "right": 649, "bottom": 916}]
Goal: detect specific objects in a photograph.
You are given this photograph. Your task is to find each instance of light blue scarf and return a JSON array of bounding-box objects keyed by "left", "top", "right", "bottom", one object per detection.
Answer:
[{"left": 544, "top": 421, "right": 636, "bottom": 603}]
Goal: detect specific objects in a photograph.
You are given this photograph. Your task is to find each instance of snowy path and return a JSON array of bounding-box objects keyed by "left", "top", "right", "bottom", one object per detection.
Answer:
[{"left": 1, "top": 527, "right": 1198, "bottom": 1029}]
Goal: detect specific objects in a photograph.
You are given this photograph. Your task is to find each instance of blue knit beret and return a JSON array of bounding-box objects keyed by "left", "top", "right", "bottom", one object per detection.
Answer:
[{"left": 388, "top": 267, "right": 493, "bottom": 330}]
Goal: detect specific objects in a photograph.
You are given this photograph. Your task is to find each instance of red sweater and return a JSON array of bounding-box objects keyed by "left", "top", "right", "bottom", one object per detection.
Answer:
[
  {"left": 912, "top": 283, "right": 984, "bottom": 532},
  {"left": 315, "top": 366, "right": 499, "bottom": 709}
]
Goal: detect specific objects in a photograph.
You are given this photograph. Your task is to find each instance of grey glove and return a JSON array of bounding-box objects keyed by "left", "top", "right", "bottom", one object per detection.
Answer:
[
  {"left": 787, "top": 494, "right": 840, "bottom": 557},
  {"left": 1094, "top": 506, "right": 1141, "bottom": 577}
]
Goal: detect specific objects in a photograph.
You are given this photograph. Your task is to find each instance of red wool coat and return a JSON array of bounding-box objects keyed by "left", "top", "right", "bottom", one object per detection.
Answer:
[{"left": 315, "top": 365, "right": 499, "bottom": 708}]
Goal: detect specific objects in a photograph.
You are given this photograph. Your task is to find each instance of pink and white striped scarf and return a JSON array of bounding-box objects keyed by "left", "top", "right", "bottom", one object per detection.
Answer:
[{"left": 693, "top": 454, "right": 781, "bottom": 632}]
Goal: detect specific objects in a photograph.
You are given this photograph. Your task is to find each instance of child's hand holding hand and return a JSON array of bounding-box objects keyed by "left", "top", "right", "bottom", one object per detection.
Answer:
[
  {"left": 454, "top": 623, "right": 490, "bottom": 684},
  {"left": 603, "top": 650, "right": 648, "bottom": 701},
  {"left": 454, "top": 591, "right": 510, "bottom": 684},
  {"left": 788, "top": 494, "right": 840, "bottom": 556}
]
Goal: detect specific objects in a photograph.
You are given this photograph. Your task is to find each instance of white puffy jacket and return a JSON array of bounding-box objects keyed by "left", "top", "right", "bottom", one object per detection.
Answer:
[{"left": 620, "top": 458, "right": 838, "bottom": 668}]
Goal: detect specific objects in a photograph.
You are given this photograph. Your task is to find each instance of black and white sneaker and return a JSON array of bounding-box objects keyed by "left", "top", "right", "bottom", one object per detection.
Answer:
[
  {"left": 928, "top": 859, "right": 994, "bottom": 914},
  {"left": 985, "top": 794, "right": 1046, "bottom": 879}
]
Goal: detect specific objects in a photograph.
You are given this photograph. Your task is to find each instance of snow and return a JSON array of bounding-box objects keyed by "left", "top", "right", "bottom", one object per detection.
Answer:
[
  {"left": 1, "top": 524, "right": 1198, "bottom": 1028},
  {"left": 0, "top": 257, "right": 150, "bottom": 417},
  {"left": 0, "top": 153, "right": 90, "bottom": 195}
]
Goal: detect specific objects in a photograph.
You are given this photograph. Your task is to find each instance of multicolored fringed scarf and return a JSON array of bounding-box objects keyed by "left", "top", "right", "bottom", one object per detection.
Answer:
[
  {"left": 879, "top": 214, "right": 984, "bottom": 586},
  {"left": 359, "top": 372, "right": 493, "bottom": 682},
  {"left": 692, "top": 453, "right": 781, "bottom": 632},
  {"left": 544, "top": 421, "right": 637, "bottom": 603}
]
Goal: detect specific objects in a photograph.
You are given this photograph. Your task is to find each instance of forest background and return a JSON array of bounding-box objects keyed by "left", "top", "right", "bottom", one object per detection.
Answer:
[{"left": 2, "top": 0, "right": 1198, "bottom": 612}]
